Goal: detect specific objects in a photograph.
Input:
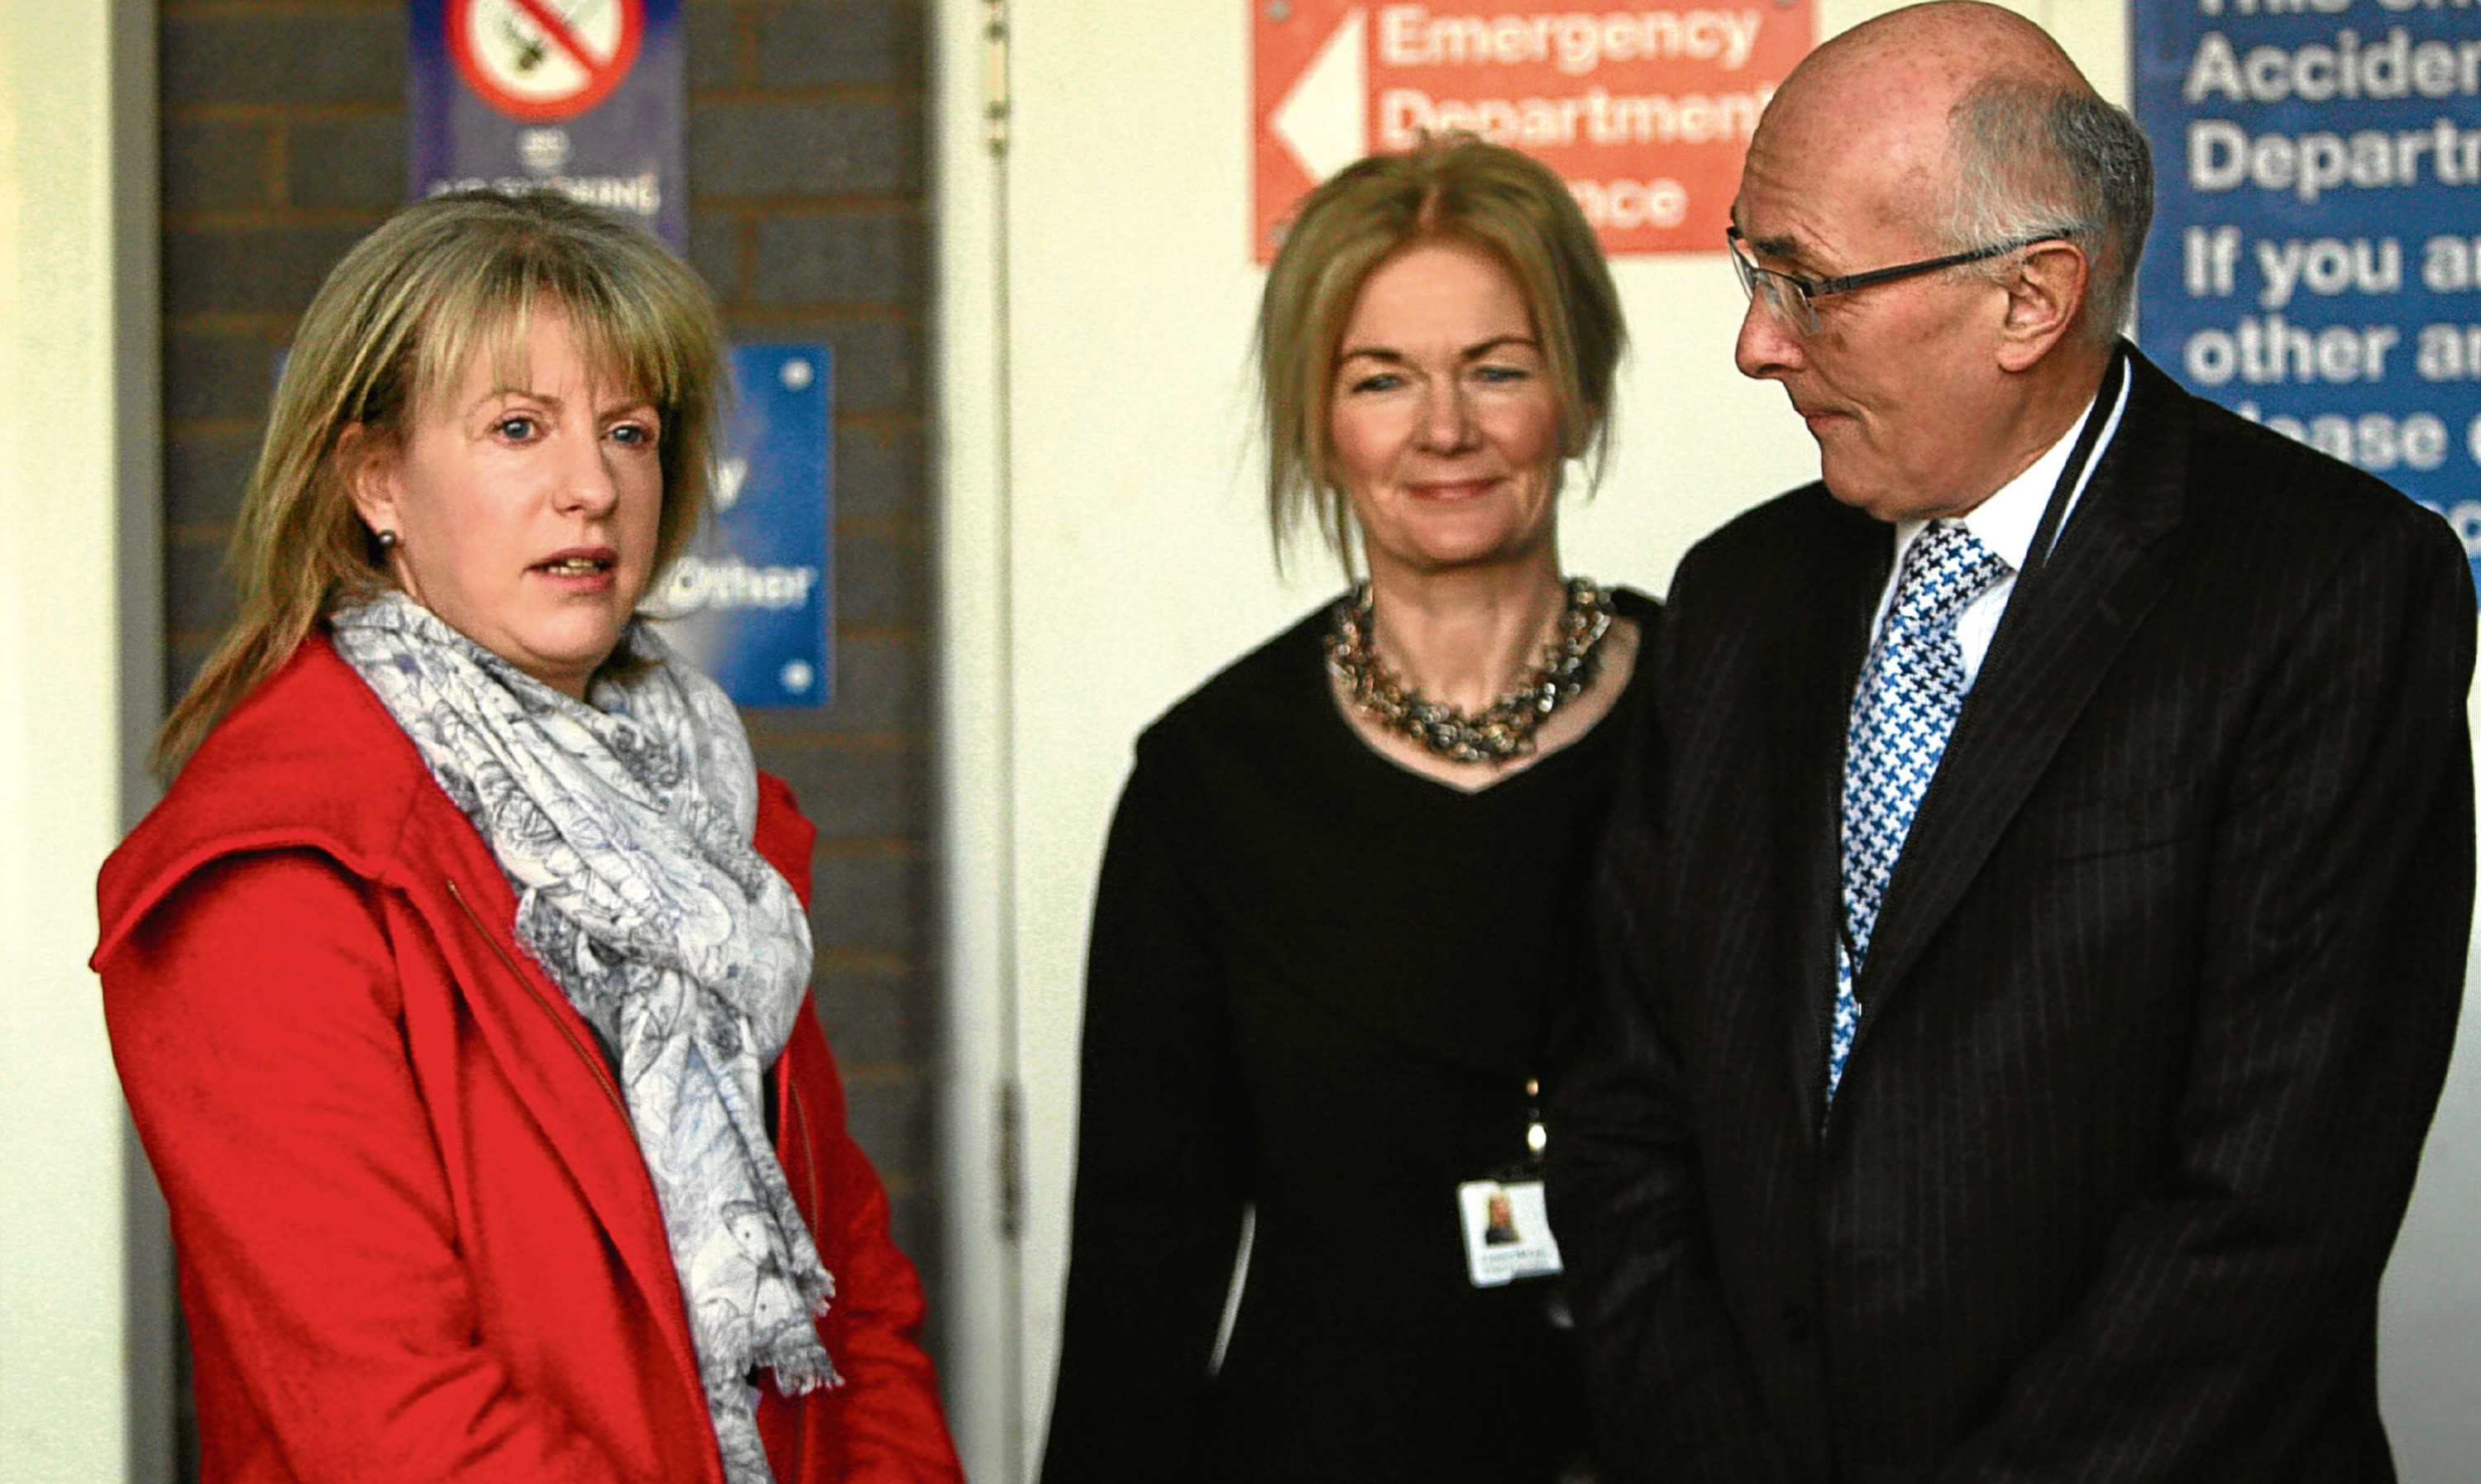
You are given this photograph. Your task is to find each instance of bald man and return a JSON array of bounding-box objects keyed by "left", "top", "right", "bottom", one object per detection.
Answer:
[{"left": 1546, "top": 5, "right": 2475, "bottom": 1481}]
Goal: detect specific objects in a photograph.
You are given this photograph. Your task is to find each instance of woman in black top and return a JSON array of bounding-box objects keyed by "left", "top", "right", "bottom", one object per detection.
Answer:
[{"left": 1041, "top": 136, "right": 1644, "bottom": 1484}]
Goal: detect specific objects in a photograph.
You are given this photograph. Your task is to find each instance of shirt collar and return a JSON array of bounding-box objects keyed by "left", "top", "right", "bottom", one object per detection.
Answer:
[{"left": 1891, "top": 355, "right": 2130, "bottom": 572}]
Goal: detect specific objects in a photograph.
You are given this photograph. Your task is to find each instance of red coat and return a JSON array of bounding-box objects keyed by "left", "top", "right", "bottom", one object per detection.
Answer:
[{"left": 93, "top": 636, "right": 962, "bottom": 1484}]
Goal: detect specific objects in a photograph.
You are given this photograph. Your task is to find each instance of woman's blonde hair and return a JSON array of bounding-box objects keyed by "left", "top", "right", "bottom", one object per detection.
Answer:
[
  {"left": 156, "top": 188, "right": 726, "bottom": 772},
  {"left": 1257, "top": 135, "right": 1625, "bottom": 569}
]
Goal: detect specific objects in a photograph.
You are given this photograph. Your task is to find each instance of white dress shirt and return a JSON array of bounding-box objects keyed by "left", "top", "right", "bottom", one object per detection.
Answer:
[{"left": 1869, "top": 361, "right": 2133, "bottom": 685}]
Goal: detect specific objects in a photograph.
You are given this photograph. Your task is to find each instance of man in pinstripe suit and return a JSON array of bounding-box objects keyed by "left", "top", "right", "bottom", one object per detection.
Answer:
[{"left": 1547, "top": 5, "right": 2476, "bottom": 1481}]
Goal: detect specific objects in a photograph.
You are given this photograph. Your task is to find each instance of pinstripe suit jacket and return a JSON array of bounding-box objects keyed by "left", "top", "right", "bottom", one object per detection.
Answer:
[{"left": 1547, "top": 348, "right": 2476, "bottom": 1484}]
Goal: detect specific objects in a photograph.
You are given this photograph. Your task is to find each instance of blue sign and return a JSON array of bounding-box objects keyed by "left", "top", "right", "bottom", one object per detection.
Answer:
[
  {"left": 2134, "top": 0, "right": 2481, "bottom": 597},
  {"left": 653, "top": 345, "right": 834, "bottom": 709},
  {"left": 409, "top": 0, "right": 686, "bottom": 248}
]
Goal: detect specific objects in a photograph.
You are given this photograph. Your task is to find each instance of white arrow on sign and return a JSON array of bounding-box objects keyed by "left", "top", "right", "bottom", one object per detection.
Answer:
[{"left": 1272, "top": 7, "right": 1367, "bottom": 184}]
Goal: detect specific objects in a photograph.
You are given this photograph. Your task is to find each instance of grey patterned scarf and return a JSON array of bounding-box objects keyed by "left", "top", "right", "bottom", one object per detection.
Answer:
[{"left": 332, "top": 592, "right": 837, "bottom": 1484}]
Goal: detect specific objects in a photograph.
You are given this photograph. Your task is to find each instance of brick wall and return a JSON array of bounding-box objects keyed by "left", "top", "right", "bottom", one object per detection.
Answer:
[{"left": 157, "top": 0, "right": 942, "bottom": 1467}]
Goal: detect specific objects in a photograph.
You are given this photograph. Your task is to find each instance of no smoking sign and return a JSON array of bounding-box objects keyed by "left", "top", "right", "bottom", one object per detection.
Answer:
[
  {"left": 450, "top": 0, "right": 645, "bottom": 122},
  {"left": 409, "top": 0, "right": 684, "bottom": 246}
]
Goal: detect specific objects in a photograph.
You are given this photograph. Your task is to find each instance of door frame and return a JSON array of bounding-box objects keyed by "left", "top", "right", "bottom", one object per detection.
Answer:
[{"left": 930, "top": 2, "right": 1021, "bottom": 1480}]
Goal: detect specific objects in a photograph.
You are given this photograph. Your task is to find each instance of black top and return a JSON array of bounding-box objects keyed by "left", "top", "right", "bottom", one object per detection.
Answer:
[{"left": 1041, "top": 587, "right": 1657, "bottom": 1484}]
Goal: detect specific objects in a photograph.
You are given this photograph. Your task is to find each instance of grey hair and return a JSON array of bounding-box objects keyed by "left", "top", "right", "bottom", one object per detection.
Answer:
[{"left": 1944, "top": 76, "right": 2154, "bottom": 344}]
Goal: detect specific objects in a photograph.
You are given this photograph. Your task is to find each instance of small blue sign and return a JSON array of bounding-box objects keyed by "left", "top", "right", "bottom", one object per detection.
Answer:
[
  {"left": 2133, "top": 0, "right": 2481, "bottom": 599},
  {"left": 653, "top": 345, "right": 834, "bottom": 709},
  {"left": 409, "top": 0, "right": 686, "bottom": 249}
]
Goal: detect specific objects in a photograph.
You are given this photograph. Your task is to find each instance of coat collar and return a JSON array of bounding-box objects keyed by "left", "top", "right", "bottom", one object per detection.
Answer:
[
  {"left": 96, "top": 634, "right": 442, "bottom": 962},
  {"left": 1846, "top": 346, "right": 2192, "bottom": 1025}
]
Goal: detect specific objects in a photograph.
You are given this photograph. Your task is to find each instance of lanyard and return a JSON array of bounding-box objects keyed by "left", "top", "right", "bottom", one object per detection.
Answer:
[{"left": 2020, "top": 349, "right": 2129, "bottom": 580}]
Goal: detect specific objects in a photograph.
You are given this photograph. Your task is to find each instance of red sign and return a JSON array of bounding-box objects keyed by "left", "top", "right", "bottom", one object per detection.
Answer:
[
  {"left": 450, "top": 0, "right": 645, "bottom": 122},
  {"left": 1253, "top": 1, "right": 1814, "bottom": 259}
]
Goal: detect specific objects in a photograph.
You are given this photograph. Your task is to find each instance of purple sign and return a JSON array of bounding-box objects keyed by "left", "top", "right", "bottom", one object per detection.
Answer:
[{"left": 409, "top": 0, "right": 685, "bottom": 248}]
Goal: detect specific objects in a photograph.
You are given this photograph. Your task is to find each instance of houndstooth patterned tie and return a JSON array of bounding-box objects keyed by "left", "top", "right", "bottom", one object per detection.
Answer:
[{"left": 1829, "top": 523, "right": 2011, "bottom": 1101}]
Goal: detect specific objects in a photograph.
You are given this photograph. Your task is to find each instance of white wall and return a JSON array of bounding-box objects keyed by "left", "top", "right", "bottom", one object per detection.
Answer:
[
  {"left": 2383, "top": 907, "right": 2481, "bottom": 1480},
  {"left": 934, "top": 2, "right": 2479, "bottom": 1479},
  {"left": 0, "top": 2, "right": 163, "bottom": 1482}
]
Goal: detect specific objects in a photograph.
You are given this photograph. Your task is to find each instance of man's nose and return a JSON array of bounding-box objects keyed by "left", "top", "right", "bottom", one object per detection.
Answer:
[{"left": 1734, "top": 294, "right": 1803, "bottom": 382}]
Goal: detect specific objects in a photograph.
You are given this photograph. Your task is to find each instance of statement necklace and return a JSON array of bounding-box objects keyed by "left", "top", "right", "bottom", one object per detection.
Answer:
[{"left": 1326, "top": 576, "right": 1614, "bottom": 765}]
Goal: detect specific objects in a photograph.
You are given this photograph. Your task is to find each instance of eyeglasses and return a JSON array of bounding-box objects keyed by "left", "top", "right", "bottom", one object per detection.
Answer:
[{"left": 1726, "top": 224, "right": 2068, "bottom": 335}]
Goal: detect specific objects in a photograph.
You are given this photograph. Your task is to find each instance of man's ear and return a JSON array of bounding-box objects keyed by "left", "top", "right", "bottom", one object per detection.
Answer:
[
  {"left": 338, "top": 423, "right": 400, "bottom": 537},
  {"left": 1994, "top": 239, "right": 2088, "bottom": 373}
]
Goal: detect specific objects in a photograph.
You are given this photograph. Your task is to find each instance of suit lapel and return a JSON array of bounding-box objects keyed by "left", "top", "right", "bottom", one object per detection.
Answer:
[
  {"left": 1854, "top": 355, "right": 2192, "bottom": 1012},
  {"left": 1779, "top": 497, "right": 1897, "bottom": 1131}
]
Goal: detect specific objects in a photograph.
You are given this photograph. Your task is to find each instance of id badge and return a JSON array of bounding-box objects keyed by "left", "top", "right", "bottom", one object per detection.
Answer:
[{"left": 1456, "top": 1176, "right": 1563, "bottom": 1287}]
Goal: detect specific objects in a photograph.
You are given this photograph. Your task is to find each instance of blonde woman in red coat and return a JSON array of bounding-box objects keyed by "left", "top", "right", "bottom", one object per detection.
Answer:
[{"left": 92, "top": 190, "right": 962, "bottom": 1484}]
